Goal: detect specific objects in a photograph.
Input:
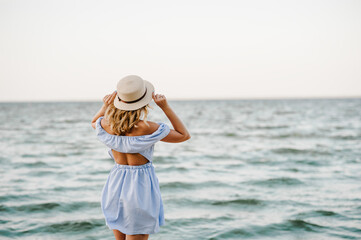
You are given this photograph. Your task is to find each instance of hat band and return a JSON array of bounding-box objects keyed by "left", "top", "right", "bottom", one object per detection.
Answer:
[{"left": 117, "top": 88, "right": 147, "bottom": 104}]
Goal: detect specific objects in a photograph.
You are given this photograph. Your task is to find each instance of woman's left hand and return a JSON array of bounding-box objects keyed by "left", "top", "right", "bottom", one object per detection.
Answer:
[{"left": 102, "top": 91, "right": 117, "bottom": 107}]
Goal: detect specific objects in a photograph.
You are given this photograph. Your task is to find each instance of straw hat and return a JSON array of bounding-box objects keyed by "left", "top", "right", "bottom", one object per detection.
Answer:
[{"left": 113, "top": 75, "right": 155, "bottom": 111}]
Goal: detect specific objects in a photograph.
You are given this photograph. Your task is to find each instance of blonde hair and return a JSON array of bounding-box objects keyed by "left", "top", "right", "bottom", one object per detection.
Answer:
[{"left": 104, "top": 103, "right": 152, "bottom": 136}]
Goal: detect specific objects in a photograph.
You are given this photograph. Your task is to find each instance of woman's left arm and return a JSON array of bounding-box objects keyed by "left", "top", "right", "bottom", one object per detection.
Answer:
[{"left": 91, "top": 91, "right": 117, "bottom": 129}]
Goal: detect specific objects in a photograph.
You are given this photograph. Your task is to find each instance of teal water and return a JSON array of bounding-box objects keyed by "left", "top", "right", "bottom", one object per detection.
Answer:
[{"left": 0, "top": 98, "right": 360, "bottom": 240}]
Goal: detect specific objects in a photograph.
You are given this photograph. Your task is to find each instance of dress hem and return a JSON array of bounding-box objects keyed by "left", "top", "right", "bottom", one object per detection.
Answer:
[{"left": 105, "top": 221, "right": 165, "bottom": 235}]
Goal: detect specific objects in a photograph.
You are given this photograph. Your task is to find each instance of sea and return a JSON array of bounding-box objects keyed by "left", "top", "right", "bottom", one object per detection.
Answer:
[{"left": 0, "top": 98, "right": 360, "bottom": 240}]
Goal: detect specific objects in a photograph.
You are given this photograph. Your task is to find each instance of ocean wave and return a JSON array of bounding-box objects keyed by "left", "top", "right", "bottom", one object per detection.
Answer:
[
  {"left": 209, "top": 219, "right": 327, "bottom": 239},
  {"left": 26, "top": 170, "right": 56, "bottom": 177},
  {"left": 284, "top": 219, "right": 326, "bottom": 231},
  {"left": 159, "top": 181, "right": 193, "bottom": 190},
  {"left": 255, "top": 219, "right": 327, "bottom": 234},
  {"left": 167, "top": 197, "right": 263, "bottom": 207},
  {"left": 244, "top": 124, "right": 290, "bottom": 130},
  {"left": 274, "top": 110, "right": 296, "bottom": 115},
  {"left": 20, "top": 152, "right": 68, "bottom": 158},
  {"left": 166, "top": 215, "right": 233, "bottom": 227},
  {"left": 21, "top": 154, "right": 41, "bottom": 158},
  {"left": 292, "top": 209, "right": 342, "bottom": 219},
  {"left": 330, "top": 135, "right": 361, "bottom": 140},
  {"left": 52, "top": 185, "right": 102, "bottom": 192},
  {"left": 221, "top": 132, "right": 331, "bottom": 139},
  {"left": 223, "top": 132, "right": 237, "bottom": 137},
  {"left": 0, "top": 202, "right": 60, "bottom": 213},
  {"left": 244, "top": 177, "right": 303, "bottom": 187},
  {"left": 0, "top": 194, "right": 41, "bottom": 203},
  {"left": 0, "top": 201, "right": 99, "bottom": 214},
  {"left": 211, "top": 198, "right": 263, "bottom": 206},
  {"left": 293, "top": 159, "right": 326, "bottom": 166},
  {"left": 153, "top": 155, "right": 178, "bottom": 163},
  {"left": 158, "top": 166, "right": 189, "bottom": 172},
  {"left": 21, "top": 218, "right": 104, "bottom": 234},
  {"left": 21, "top": 161, "right": 50, "bottom": 168},
  {"left": 271, "top": 147, "right": 330, "bottom": 155},
  {"left": 269, "top": 132, "right": 322, "bottom": 138},
  {"left": 209, "top": 228, "right": 251, "bottom": 239},
  {"left": 160, "top": 180, "right": 232, "bottom": 190}
]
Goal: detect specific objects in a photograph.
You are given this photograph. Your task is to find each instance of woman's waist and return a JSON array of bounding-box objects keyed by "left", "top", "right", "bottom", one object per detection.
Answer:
[
  {"left": 113, "top": 161, "right": 153, "bottom": 170},
  {"left": 110, "top": 149, "right": 152, "bottom": 164}
]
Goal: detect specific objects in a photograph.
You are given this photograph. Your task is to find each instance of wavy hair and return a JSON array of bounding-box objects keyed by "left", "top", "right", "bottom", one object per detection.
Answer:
[{"left": 104, "top": 103, "right": 152, "bottom": 136}]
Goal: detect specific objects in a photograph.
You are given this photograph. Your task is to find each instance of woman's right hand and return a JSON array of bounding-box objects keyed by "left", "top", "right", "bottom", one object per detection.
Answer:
[
  {"left": 102, "top": 91, "right": 117, "bottom": 108},
  {"left": 152, "top": 92, "right": 169, "bottom": 109}
]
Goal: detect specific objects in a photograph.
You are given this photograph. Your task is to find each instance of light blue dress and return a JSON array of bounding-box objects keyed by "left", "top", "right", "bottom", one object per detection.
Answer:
[{"left": 95, "top": 116, "right": 170, "bottom": 235}]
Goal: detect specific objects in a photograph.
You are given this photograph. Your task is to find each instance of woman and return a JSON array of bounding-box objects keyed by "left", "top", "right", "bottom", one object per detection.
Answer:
[{"left": 91, "top": 75, "right": 191, "bottom": 240}]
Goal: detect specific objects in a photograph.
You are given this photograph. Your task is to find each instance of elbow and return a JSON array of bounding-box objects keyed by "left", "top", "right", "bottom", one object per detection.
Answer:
[{"left": 182, "top": 134, "right": 191, "bottom": 142}]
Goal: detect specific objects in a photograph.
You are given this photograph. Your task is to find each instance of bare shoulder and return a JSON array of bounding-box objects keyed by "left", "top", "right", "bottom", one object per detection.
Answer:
[
  {"left": 136, "top": 120, "right": 161, "bottom": 135},
  {"left": 99, "top": 118, "right": 161, "bottom": 136}
]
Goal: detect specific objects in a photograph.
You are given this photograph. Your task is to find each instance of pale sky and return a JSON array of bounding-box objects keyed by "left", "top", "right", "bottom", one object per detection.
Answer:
[{"left": 0, "top": 0, "right": 360, "bottom": 101}]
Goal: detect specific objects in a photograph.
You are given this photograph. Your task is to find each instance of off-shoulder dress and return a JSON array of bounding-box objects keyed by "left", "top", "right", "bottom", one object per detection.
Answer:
[{"left": 95, "top": 116, "right": 170, "bottom": 235}]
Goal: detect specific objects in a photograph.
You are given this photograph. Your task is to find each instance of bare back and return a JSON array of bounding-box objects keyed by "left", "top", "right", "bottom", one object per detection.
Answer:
[{"left": 100, "top": 118, "right": 160, "bottom": 165}]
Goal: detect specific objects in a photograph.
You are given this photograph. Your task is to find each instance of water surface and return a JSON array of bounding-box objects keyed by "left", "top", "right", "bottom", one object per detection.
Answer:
[{"left": 0, "top": 98, "right": 360, "bottom": 239}]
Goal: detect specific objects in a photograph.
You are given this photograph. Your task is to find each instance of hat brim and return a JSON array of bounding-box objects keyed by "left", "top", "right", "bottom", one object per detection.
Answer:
[{"left": 113, "top": 80, "right": 154, "bottom": 111}]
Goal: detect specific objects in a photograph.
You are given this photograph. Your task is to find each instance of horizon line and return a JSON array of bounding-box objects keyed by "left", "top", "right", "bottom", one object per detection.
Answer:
[{"left": 0, "top": 95, "right": 360, "bottom": 103}]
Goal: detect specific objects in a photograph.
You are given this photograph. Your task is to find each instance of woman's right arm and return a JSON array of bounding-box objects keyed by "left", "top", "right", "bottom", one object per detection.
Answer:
[{"left": 152, "top": 93, "right": 191, "bottom": 143}]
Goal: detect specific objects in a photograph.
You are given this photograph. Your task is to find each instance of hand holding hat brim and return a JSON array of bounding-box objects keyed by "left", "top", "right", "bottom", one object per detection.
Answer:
[
  {"left": 152, "top": 93, "right": 169, "bottom": 109},
  {"left": 103, "top": 91, "right": 117, "bottom": 107}
]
